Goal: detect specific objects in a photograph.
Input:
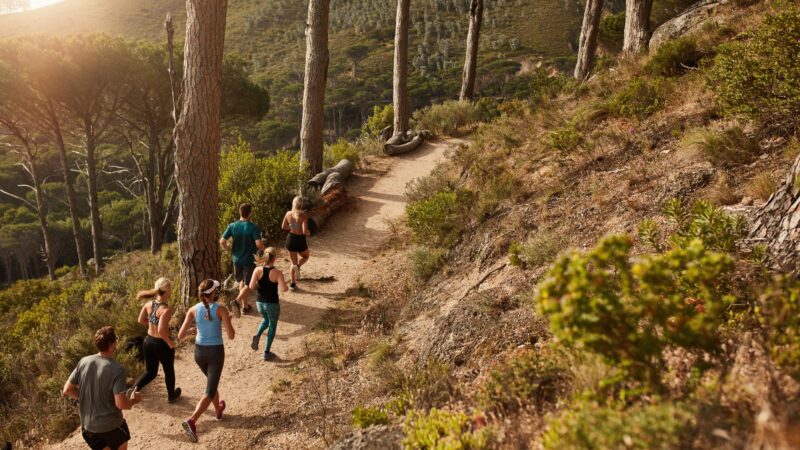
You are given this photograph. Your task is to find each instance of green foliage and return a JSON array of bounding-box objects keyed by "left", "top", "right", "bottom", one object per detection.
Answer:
[
  {"left": 406, "top": 189, "right": 473, "bottom": 248},
  {"left": 663, "top": 199, "right": 748, "bottom": 254},
  {"left": 406, "top": 165, "right": 458, "bottom": 203},
  {"left": 508, "top": 231, "right": 565, "bottom": 269},
  {"left": 537, "top": 235, "right": 735, "bottom": 388},
  {"left": 543, "top": 399, "right": 695, "bottom": 450},
  {"left": 598, "top": 12, "right": 625, "bottom": 52},
  {"left": 608, "top": 77, "right": 670, "bottom": 119},
  {"left": 646, "top": 37, "right": 703, "bottom": 77},
  {"left": 352, "top": 405, "right": 390, "bottom": 428},
  {"left": 403, "top": 408, "right": 491, "bottom": 450},
  {"left": 412, "top": 101, "right": 482, "bottom": 137},
  {"left": 218, "top": 138, "right": 304, "bottom": 236},
  {"left": 546, "top": 124, "right": 582, "bottom": 152},
  {"left": 324, "top": 138, "right": 361, "bottom": 169},
  {"left": 411, "top": 247, "right": 446, "bottom": 280},
  {"left": 0, "top": 279, "right": 58, "bottom": 316},
  {"left": 681, "top": 127, "right": 759, "bottom": 167},
  {"left": 363, "top": 104, "right": 394, "bottom": 137},
  {"left": 707, "top": 8, "right": 800, "bottom": 126},
  {"left": 393, "top": 360, "right": 454, "bottom": 410},
  {"left": 477, "top": 348, "right": 567, "bottom": 415},
  {"left": 756, "top": 276, "right": 800, "bottom": 381}
]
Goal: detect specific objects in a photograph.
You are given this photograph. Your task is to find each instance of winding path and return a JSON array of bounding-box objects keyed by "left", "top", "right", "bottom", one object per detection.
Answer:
[{"left": 51, "top": 140, "right": 452, "bottom": 449}]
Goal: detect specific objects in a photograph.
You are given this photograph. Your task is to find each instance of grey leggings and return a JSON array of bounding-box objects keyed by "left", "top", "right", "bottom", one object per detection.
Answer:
[{"left": 194, "top": 345, "right": 224, "bottom": 397}]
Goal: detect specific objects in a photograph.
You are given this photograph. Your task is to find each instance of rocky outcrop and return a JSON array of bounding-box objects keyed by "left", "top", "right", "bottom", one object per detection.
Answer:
[{"left": 649, "top": 0, "right": 720, "bottom": 51}]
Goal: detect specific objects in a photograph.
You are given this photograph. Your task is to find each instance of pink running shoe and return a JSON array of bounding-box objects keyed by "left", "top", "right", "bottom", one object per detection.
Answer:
[
  {"left": 215, "top": 400, "right": 226, "bottom": 421},
  {"left": 182, "top": 418, "right": 197, "bottom": 442}
]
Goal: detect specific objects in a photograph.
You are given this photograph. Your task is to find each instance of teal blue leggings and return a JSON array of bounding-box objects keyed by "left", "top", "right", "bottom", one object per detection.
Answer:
[{"left": 256, "top": 302, "right": 280, "bottom": 353}]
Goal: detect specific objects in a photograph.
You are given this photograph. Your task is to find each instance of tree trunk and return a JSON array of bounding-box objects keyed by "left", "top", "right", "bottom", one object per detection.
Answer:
[
  {"left": 24, "top": 151, "right": 55, "bottom": 280},
  {"left": 574, "top": 0, "right": 604, "bottom": 80},
  {"left": 146, "top": 128, "right": 163, "bottom": 254},
  {"left": 300, "top": 0, "right": 330, "bottom": 179},
  {"left": 623, "top": 0, "right": 653, "bottom": 55},
  {"left": 750, "top": 154, "right": 800, "bottom": 273},
  {"left": 459, "top": 0, "right": 483, "bottom": 101},
  {"left": 174, "top": 0, "right": 227, "bottom": 304},
  {"left": 84, "top": 129, "right": 104, "bottom": 274},
  {"left": 393, "top": 0, "right": 411, "bottom": 136},
  {"left": 49, "top": 103, "right": 88, "bottom": 276}
]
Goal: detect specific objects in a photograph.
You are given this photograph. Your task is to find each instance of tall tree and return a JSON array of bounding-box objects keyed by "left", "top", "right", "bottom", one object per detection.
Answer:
[
  {"left": 392, "top": 0, "right": 411, "bottom": 137},
  {"left": 300, "top": 0, "right": 330, "bottom": 178},
  {"left": 345, "top": 44, "right": 369, "bottom": 79},
  {"left": 574, "top": 0, "right": 604, "bottom": 80},
  {"left": 459, "top": 0, "right": 483, "bottom": 101},
  {"left": 174, "top": 0, "right": 227, "bottom": 304},
  {"left": 623, "top": 0, "right": 654, "bottom": 55}
]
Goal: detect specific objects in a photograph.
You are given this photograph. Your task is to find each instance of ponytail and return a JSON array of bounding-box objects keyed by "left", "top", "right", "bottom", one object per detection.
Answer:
[
  {"left": 137, "top": 288, "right": 159, "bottom": 300},
  {"left": 197, "top": 279, "right": 219, "bottom": 321},
  {"left": 291, "top": 196, "right": 304, "bottom": 221}
]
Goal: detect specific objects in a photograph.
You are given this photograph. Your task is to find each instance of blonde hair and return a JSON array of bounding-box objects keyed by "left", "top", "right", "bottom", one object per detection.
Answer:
[
  {"left": 291, "top": 196, "right": 304, "bottom": 221},
  {"left": 137, "top": 277, "right": 172, "bottom": 301},
  {"left": 255, "top": 247, "right": 277, "bottom": 266}
]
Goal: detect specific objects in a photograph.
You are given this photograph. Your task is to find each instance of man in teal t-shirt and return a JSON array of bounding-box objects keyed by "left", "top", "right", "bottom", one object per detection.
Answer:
[{"left": 220, "top": 203, "right": 264, "bottom": 313}]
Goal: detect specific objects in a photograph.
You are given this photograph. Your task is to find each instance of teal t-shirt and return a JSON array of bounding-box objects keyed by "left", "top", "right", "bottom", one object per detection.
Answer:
[{"left": 222, "top": 220, "right": 261, "bottom": 266}]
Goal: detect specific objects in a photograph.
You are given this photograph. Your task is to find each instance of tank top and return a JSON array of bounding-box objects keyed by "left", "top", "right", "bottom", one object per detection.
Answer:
[
  {"left": 148, "top": 301, "right": 162, "bottom": 325},
  {"left": 288, "top": 214, "right": 303, "bottom": 234},
  {"left": 194, "top": 302, "right": 222, "bottom": 346},
  {"left": 257, "top": 267, "right": 279, "bottom": 304}
]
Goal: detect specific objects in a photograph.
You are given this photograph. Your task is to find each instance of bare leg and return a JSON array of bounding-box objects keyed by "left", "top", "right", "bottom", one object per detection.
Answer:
[
  {"left": 298, "top": 250, "right": 310, "bottom": 268},
  {"left": 190, "top": 392, "right": 220, "bottom": 422},
  {"left": 238, "top": 281, "right": 250, "bottom": 309},
  {"left": 289, "top": 252, "right": 299, "bottom": 283}
]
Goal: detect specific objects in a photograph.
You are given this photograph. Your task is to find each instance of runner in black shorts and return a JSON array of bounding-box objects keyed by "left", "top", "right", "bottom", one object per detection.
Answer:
[
  {"left": 220, "top": 203, "right": 264, "bottom": 313},
  {"left": 281, "top": 196, "right": 310, "bottom": 290}
]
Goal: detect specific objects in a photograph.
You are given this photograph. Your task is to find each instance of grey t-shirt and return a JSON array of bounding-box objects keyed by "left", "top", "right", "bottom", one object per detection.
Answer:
[{"left": 68, "top": 354, "right": 126, "bottom": 433}]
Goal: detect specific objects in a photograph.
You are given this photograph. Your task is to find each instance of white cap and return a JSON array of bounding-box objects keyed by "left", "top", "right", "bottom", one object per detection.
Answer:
[{"left": 202, "top": 279, "right": 221, "bottom": 294}]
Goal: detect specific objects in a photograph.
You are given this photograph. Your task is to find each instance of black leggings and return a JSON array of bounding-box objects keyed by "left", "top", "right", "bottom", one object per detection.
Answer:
[
  {"left": 134, "top": 336, "right": 177, "bottom": 399},
  {"left": 194, "top": 344, "right": 225, "bottom": 397}
]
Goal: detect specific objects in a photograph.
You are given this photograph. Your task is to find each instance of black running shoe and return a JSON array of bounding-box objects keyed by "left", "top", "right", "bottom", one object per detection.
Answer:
[
  {"left": 251, "top": 335, "right": 259, "bottom": 351},
  {"left": 289, "top": 282, "right": 297, "bottom": 290},
  {"left": 168, "top": 387, "right": 182, "bottom": 403}
]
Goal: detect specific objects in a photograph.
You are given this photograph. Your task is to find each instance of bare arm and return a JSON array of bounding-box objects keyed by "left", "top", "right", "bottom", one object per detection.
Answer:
[
  {"left": 256, "top": 239, "right": 266, "bottom": 251},
  {"left": 137, "top": 304, "right": 148, "bottom": 326},
  {"left": 281, "top": 213, "right": 290, "bottom": 231},
  {"left": 114, "top": 391, "right": 141, "bottom": 410},
  {"left": 158, "top": 308, "right": 176, "bottom": 348},
  {"left": 248, "top": 267, "right": 262, "bottom": 292},
  {"left": 302, "top": 216, "right": 310, "bottom": 236},
  {"left": 62, "top": 381, "right": 79, "bottom": 400},
  {"left": 178, "top": 308, "right": 195, "bottom": 340},
  {"left": 218, "top": 306, "right": 235, "bottom": 340},
  {"left": 274, "top": 269, "right": 289, "bottom": 293},
  {"left": 219, "top": 237, "right": 230, "bottom": 251}
]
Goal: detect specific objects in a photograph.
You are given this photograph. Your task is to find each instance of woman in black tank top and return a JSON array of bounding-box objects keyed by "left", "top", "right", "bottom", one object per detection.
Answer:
[{"left": 246, "top": 248, "right": 288, "bottom": 360}]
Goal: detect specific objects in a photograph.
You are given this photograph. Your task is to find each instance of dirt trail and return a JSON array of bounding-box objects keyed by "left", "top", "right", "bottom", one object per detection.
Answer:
[{"left": 52, "top": 140, "right": 454, "bottom": 450}]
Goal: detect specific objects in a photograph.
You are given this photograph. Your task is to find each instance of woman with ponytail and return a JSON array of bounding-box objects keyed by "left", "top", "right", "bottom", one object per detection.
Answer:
[
  {"left": 281, "top": 196, "right": 311, "bottom": 290},
  {"left": 133, "top": 277, "right": 181, "bottom": 402},
  {"left": 178, "top": 279, "right": 235, "bottom": 443},
  {"left": 237, "top": 247, "right": 288, "bottom": 361}
]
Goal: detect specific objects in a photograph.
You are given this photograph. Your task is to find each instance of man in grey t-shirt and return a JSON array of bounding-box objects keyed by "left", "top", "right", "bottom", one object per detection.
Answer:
[{"left": 63, "top": 326, "right": 142, "bottom": 450}]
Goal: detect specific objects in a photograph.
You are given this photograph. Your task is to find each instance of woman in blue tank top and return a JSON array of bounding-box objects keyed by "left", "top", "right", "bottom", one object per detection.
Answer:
[{"left": 177, "top": 279, "right": 235, "bottom": 443}]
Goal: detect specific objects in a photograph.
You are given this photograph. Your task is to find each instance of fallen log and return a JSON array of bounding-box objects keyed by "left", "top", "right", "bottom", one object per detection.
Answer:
[
  {"left": 307, "top": 183, "right": 349, "bottom": 234},
  {"left": 384, "top": 134, "right": 422, "bottom": 156},
  {"left": 306, "top": 159, "right": 354, "bottom": 189}
]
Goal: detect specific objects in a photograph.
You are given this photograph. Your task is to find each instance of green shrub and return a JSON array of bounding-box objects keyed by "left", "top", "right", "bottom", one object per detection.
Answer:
[
  {"left": 508, "top": 231, "right": 565, "bottom": 269},
  {"left": 406, "top": 165, "right": 458, "bottom": 203},
  {"left": 536, "top": 235, "right": 735, "bottom": 389},
  {"left": 412, "top": 100, "right": 482, "bottom": 137},
  {"left": 324, "top": 138, "right": 361, "bottom": 169},
  {"left": 355, "top": 135, "right": 385, "bottom": 157},
  {"left": 646, "top": 37, "right": 703, "bottom": 77},
  {"left": 598, "top": 12, "right": 625, "bottom": 52},
  {"left": 681, "top": 127, "right": 758, "bottom": 167},
  {"left": 756, "top": 276, "right": 800, "bottom": 381},
  {"left": 546, "top": 124, "right": 582, "bottom": 152},
  {"left": 403, "top": 408, "right": 491, "bottom": 450},
  {"left": 393, "top": 360, "right": 454, "bottom": 409},
  {"left": 353, "top": 405, "right": 390, "bottom": 428},
  {"left": 543, "top": 399, "right": 695, "bottom": 450},
  {"left": 477, "top": 348, "right": 567, "bottom": 415},
  {"left": 406, "top": 189, "right": 473, "bottom": 248},
  {"left": 608, "top": 77, "right": 670, "bottom": 119},
  {"left": 218, "top": 138, "right": 304, "bottom": 236},
  {"left": 707, "top": 9, "right": 800, "bottom": 126},
  {"left": 362, "top": 104, "right": 394, "bottom": 137},
  {"left": 0, "top": 278, "right": 59, "bottom": 316},
  {"left": 663, "top": 199, "right": 748, "bottom": 254},
  {"left": 411, "top": 247, "right": 446, "bottom": 280}
]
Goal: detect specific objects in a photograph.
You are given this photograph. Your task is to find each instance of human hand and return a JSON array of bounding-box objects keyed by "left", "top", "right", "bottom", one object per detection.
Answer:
[{"left": 132, "top": 391, "right": 142, "bottom": 404}]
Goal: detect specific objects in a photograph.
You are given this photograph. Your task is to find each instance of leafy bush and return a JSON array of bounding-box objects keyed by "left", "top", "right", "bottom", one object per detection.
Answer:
[
  {"left": 681, "top": 127, "right": 758, "bottom": 167},
  {"left": 707, "top": 9, "right": 800, "bottom": 126},
  {"left": 536, "top": 235, "right": 735, "bottom": 389},
  {"left": 406, "top": 189, "right": 473, "bottom": 248},
  {"left": 411, "top": 247, "right": 446, "bottom": 280},
  {"left": 352, "top": 405, "right": 390, "bottom": 428},
  {"left": 406, "top": 165, "right": 458, "bottom": 203},
  {"left": 546, "top": 124, "right": 582, "bottom": 152},
  {"left": 508, "top": 231, "right": 565, "bottom": 269},
  {"left": 393, "top": 359, "right": 455, "bottom": 410},
  {"left": 598, "top": 12, "right": 625, "bottom": 52},
  {"left": 477, "top": 348, "right": 567, "bottom": 415},
  {"left": 403, "top": 408, "right": 491, "bottom": 450},
  {"left": 608, "top": 77, "right": 670, "bottom": 119},
  {"left": 646, "top": 37, "right": 703, "bottom": 77},
  {"left": 412, "top": 100, "right": 482, "bottom": 137},
  {"left": 543, "top": 399, "right": 695, "bottom": 450},
  {"left": 756, "top": 276, "right": 800, "bottom": 380},
  {"left": 218, "top": 138, "right": 304, "bottom": 236},
  {"left": 362, "top": 104, "right": 394, "bottom": 137},
  {"left": 324, "top": 138, "right": 361, "bottom": 169},
  {"left": 663, "top": 199, "right": 748, "bottom": 254}
]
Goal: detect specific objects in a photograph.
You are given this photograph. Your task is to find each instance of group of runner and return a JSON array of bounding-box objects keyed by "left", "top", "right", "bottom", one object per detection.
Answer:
[{"left": 62, "top": 198, "right": 312, "bottom": 449}]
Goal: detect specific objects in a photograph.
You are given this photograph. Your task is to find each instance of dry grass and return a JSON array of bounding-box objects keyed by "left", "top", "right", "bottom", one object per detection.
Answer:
[
  {"left": 707, "top": 173, "right": 742, "bottom": 206},
  {"left": 747, "top": 172, "right": 779, "bottom": 201}
]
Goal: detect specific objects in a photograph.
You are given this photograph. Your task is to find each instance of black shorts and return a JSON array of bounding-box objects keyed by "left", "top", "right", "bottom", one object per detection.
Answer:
[
  {"left": 234, "top": 264, "right": 255, "bottom": 284},
  {"left": 82, "top": 422, "right": 130, "bottom": 450},
  {"left": 286, "top": 233, "right": 308, "bottom": 253}
]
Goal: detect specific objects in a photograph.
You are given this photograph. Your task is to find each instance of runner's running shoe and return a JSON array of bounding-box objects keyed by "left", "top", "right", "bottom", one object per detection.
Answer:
[{"left": 182, "top": 418, "right": 197, "bottom": 442}]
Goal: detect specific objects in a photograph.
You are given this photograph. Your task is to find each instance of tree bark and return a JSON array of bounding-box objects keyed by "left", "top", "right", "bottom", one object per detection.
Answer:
[
  {"left": 574, "top": 0, "right": 604, "bottom": 80},
  {"left": 83, "top": 127, "right": 104, "bottom": 274},
  {"left": 750, "top": 154, "right": 800, "bottom": 273},
  {"left": 459, "top": 0, "right": 483, "bottom": 101},
  {"left": 623, "top": 0, "right": 654, "bottom": 55},
  {"left": 300, "top": 0, "right": 330, "bottom": 179},
  {"left": 27, "top": 153, "right": 55, "bottom": 280},
  {"left": 47, "top": 102, "right": 89, "bottom": 276},
  {"left": 393, "top": 0, "right": 411, "bottom": 136},
  {"left": 174, "top": 0, "right": 227, "bottom": 304}
]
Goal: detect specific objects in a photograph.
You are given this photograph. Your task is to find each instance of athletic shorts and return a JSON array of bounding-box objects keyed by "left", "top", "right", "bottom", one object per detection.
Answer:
[
  {"left": 285, "top": 233, "right": 308, "bottom": 253},
  {"left": 234, "top": 264, "right": 255, "bottom": 284},
  {"left": 82, "top": 422, "right": 130, "bottom": 450}
]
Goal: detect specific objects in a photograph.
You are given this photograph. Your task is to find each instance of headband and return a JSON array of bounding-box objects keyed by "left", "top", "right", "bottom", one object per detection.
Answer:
[{"left": 202, "top": 280, "right": 221, "bottom": 294}]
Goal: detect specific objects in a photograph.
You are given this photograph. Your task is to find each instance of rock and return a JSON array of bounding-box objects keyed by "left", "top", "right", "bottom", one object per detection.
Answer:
[
  {"left": 741, "top": 196, "right": 754, "bottom": 206},
  {"left": 650, "top": 0, "right": 720, "bottom": 51},
  {"left": 329, "top": 425, "right": 403, "bottom": 450}
]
